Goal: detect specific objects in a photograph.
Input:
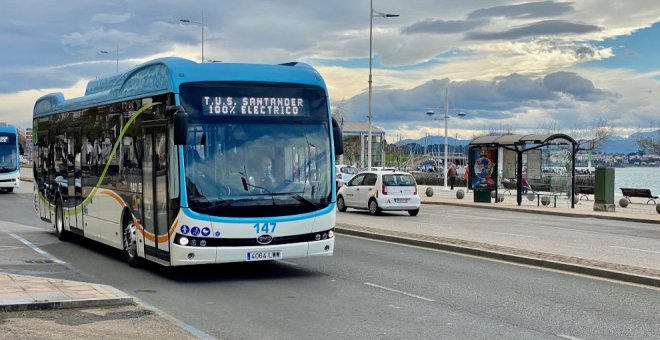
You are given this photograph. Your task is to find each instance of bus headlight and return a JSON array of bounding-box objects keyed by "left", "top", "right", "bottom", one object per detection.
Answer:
[
  {"left": 179, "top": 236, "right": 189, "bottom": 246},
  {"left": 328, "top": 230, "right": 334, "bottom": 238}
]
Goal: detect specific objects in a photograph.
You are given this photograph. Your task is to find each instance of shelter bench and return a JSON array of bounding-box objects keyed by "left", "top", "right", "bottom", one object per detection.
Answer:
[
  {"left": 577, "top": 185, "right": 594, "bottom": 200},
  {"left": 620, "top": 187, "right": 658, "bottom": 205}
]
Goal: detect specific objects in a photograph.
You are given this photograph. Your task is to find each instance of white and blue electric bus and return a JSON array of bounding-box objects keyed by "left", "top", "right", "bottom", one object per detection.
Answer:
[
  {"left": 33, "top": 57, "right": 343, "bottom": 266},
  {"left": 0, "top": 124, "right": 20, "bottom": 193}
]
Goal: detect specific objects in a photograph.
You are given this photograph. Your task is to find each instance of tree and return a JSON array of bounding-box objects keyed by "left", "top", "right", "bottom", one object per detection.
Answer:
[
  {"left": 573, "top": 119, "right": 615, "bottom": 152},
  {"left": 637, "top": 131, "right": 660, "bottom": 155}
]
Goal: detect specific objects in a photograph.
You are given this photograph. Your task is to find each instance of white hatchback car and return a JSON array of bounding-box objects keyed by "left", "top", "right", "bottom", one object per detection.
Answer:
[
  {"left": 335, "top": 164, "right": 358, "bottom": 188},
  {"left": 336, "top": 170, "right": 421, "bottom": 216}
]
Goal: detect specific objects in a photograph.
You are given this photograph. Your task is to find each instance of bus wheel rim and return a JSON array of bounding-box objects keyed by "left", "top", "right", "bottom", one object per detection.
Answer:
[{"left": 124, "top": 222, "right": 137, "bottom": 258}]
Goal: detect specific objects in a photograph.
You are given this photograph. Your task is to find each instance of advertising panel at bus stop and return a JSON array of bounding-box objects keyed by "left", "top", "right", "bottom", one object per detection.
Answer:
[{"left": 468, "top": 146, "right": 498, "bottom": 190}]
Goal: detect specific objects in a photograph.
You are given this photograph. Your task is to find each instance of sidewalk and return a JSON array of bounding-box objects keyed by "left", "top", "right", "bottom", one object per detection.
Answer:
[{"left": 418, "top": 185, "right": 660, "bottom": 223}]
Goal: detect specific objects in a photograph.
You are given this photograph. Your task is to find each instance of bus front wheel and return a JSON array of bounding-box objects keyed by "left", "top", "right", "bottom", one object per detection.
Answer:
[{"left": 123, "top": 219, "right": 140, "bottom": 267}]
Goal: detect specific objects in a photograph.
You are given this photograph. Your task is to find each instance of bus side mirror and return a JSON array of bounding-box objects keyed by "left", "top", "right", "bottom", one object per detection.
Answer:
[
  {"left": 332, "top": 118, "right": 343, "bottom": 156},
  {"left": 173, "top": 108, "right": 188, "bottom": 145}
]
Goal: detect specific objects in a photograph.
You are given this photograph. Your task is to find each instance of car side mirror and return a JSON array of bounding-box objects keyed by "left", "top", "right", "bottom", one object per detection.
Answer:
[{"left": 332, "top": 118, "right": 343, "bottom": 156}]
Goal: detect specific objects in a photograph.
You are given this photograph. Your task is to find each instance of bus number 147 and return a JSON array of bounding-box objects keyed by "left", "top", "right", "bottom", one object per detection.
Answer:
[{"left": 253, "top": 223, "right": 276, "bottom": 234}]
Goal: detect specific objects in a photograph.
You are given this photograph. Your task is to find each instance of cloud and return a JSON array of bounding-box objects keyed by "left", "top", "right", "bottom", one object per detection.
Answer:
[
  {"left": 466, "top": 20, "right": 601, "bottom": 40},
  {"left": 467, "top": 1, "right": 575, "bottom": 20},
  {"left": 90, "top": 13, "right": 134, "bottom": 24},
  {"left": 401, "top": 19, "right": 486, "bottom": 35},
  {"left": 342, "top": 71, "right": 615, "bottom": 138}
]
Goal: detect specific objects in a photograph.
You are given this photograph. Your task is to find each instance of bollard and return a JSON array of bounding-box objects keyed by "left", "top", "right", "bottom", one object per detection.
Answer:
[
  {"left": 425, "top": 187, "right": 434, "bottom": 197},
  {"left": 619, "top": 198, "right": 629, "bottom": 208},
  {"left": 456, "top": 189, "right": 465, "bottom": 199},
  {"left": 541, "top": 196, "right": 550, "bottom": 206}
]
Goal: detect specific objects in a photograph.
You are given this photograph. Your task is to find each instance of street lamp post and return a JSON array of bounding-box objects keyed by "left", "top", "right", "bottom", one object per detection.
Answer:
[
  {"left": 180, "top": 12, "right": 204, "bottom": 63},
  {"left": 426, "top": 88, "right": 466, "bottom": 189},
  {"left": 99, "top": 48, "right": 119, "bottom": 73},
  {"left": 368, "top": 0, "right": 398, "bottom": 169}
]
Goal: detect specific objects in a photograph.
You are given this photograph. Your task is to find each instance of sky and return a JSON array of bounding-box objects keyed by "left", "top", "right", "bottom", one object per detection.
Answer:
[{"left": 1, "top": 0, "right": 659, "bottom": 141}]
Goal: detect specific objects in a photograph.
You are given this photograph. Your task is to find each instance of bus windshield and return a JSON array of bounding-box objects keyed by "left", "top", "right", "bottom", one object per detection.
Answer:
[
  {"left": 0, "top": 133, "right": 18, "bottom": 172},
  {"left": 180, "top": 83, "right": 332, "bottom": 217}
]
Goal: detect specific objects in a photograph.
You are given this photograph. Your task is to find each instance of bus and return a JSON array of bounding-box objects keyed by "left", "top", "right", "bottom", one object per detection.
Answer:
[
  {"left": 0, "top": 124, "right": 20, "bottom": 193},
  {"left": 33, "top": 57, "right": 343, "bottom": 267}
]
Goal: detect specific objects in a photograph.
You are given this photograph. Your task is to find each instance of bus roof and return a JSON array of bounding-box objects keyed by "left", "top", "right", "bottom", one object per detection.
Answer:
[
  {"left": 0, "top": 125, "right": 18, "bottom": 134},
  {"left": 33, "top": 57, "right": 328, "bottom": 118}
]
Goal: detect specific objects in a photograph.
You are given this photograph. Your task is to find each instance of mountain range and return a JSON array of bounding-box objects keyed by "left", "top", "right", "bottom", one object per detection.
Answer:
[{"left": 396, "top": 130, "right": 659, "bottom": 154}]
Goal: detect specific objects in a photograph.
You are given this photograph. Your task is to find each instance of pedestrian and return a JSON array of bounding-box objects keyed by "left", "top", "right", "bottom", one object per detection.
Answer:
[{"left": 448, "top": 164, "right": 457, "bottom": 190}]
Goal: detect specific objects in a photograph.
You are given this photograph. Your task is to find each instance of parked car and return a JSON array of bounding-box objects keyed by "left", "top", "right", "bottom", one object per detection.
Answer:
[
  {"left": 335, "top": 164, "right": 358, "bottom": 188},
  {"left": 336, "top": 170, "right": 420, "bottom": 216}
]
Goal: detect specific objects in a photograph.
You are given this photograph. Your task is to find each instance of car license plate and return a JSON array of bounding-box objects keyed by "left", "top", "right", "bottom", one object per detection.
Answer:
[
  {"left": 246, "top": 250, "right": 282, "bottom": 262},
  {"left": 394, "top": 198, "right": 409, "bottom": 203}
]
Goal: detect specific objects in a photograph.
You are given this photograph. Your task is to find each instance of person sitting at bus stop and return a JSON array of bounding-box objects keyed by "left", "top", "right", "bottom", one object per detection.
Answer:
[{"left": 521, "top": 177, "right": 531, "bottom": 194}]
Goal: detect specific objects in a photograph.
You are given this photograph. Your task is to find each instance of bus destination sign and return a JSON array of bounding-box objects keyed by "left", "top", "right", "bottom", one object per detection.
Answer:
[
  {"left": 0, "top": 135, "right": 10, "bottom": 144},
  {"left": 202, "top": 96, "right": 309, "bottom": 117}
]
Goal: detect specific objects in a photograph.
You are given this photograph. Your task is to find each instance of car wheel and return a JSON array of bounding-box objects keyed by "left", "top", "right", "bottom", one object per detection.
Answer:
[
  {"left": 123, "top": 219, "right": 141, "bottom": 267},
  {"left": 54, "top": 201, "right": 68, "bottom": 241},
  {"left": 337, "top": 195, "right": 347, "bottom": 212},
  {"left": 408, "top": 209, "right": 420, "bottom": 216},
  {"left": 368, "top": 199, "right": 381, "bottom": 216}
]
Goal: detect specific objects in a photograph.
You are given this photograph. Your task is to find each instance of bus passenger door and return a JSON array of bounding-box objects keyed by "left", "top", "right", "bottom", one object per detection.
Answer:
[
  {"left": 66, "top": 128, "right": 83, "bottom": 234},
  {"left": 36, "top": 131, "right": 51, "bottom": 222},
  {"left": 142, "top": 125, "right": 170, "bottom": 264}
]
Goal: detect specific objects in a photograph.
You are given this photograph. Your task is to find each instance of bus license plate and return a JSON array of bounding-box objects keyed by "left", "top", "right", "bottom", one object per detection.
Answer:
[{"left": 246, "top": 250, "right": 282, "bottom": 262}]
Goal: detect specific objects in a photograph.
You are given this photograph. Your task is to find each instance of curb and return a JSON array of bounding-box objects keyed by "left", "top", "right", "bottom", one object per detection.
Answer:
[
  {"left": 0, "top": 296, "right": 134, "bottom": 312},
  {"left": 336, "top": 225, "right": 660, "bottom": 288},
  {"left": 421, "top": 200, "right": 660, "bottom": 225}
]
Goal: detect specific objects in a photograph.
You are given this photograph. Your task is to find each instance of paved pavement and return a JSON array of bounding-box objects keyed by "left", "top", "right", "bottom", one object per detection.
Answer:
[{"left": 2, "top": 168, "right": 658, "bottom": 338}]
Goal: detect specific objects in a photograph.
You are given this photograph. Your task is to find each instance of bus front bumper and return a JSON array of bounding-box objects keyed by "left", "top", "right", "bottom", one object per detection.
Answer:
[
  {"left": 169, "top": 238, "right": 335, "bottom": 266},
  {"left": 0, "top": 176, "right": 20, "bottom": 189}
]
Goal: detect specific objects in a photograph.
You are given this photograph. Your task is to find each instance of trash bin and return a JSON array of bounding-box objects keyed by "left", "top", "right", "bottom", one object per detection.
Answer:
[{"left": 594, "top": 167, "right": 615, "bottom": 212}]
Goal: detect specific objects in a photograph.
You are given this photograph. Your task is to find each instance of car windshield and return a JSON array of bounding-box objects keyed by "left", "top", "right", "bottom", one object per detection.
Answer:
[
  {"left": 383, "top": 174, "right": 415, "bottom": 186},
  {"left": 341, "top": 166, "right": 357, "bottom": 175}
]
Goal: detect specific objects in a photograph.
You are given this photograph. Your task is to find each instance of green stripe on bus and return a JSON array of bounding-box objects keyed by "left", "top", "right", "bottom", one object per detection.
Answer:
[
  {"left": 81, "top": 101, "right": 161, "bottom": 208},
  {"left": 39, "top": 102, "right": 162, "bottom": 217}
]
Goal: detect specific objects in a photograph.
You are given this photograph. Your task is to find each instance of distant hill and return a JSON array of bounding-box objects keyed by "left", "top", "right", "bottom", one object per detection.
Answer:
[
  {"left": 600, "top": 130, "right": 658, "bottom": 154},
  {"left": 397, "top": 136, "right": 470, "bottom": 147},
  {"left": 396, "top": 130, "right": 659, "bottom": 154}
]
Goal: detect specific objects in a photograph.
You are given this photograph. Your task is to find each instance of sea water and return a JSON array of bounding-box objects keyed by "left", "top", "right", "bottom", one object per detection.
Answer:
[{"left": 614, "top": 167, "right": 660, "bottom": 196}]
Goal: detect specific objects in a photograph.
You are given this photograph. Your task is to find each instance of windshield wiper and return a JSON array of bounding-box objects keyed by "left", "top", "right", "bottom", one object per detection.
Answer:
[{"left": 194, "top": 198, "right": 261, "bottom": 211}]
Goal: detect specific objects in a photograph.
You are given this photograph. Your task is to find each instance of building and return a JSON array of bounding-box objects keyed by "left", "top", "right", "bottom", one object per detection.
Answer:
[{"left": 339, "top": 121, "right": 386, "bottom": 168}]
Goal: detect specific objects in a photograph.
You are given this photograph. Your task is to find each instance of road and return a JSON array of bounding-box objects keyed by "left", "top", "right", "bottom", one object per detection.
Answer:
[
  {"left": 1, "top": 185, "right": 659, "bottom": 339},
  {"left": 337, "top": 203, "right": 660, "bottom": 271}
]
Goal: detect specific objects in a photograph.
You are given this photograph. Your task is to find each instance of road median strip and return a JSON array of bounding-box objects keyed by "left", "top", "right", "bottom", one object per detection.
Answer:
[{"left": 335, "top": 223, "right": 660, "bottom": 288}]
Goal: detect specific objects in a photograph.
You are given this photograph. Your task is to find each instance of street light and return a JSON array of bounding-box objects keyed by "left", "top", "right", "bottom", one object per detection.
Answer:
[
  {"left": 180, "top": 12, "right": 204, "bottom": 63},
  {"left": 99, "top": 48, "right": 119, "bottom": 73},
  {"left": 426, "top": 88, "right": 466, "bottom": 189},
  {"left": 368, "top": 0, "right": 398, "bottom": 169}
]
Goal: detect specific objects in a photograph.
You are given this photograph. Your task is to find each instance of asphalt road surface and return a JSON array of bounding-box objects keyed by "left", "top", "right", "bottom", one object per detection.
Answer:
[{"left": 2, "top": 186, "right": 659, "bottom": 339}]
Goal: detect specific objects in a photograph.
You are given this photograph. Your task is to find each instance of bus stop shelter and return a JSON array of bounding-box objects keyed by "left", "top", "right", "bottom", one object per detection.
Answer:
[{"left": 468, "top": 134, "right": 578, "bottom": 208}]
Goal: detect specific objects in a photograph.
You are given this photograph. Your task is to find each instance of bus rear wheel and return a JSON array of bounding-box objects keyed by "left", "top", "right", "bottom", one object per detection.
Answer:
[
  {"left": 54, "top": 202, "right": 68, "bottom": 241},
  {"left": 123, "top": 219, "right": 140, "bottom": 267}
]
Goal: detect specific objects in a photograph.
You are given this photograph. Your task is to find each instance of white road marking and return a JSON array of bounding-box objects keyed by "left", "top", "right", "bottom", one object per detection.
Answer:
[
  {"left": 364, "top": 282, "right": 435, "bottom": 302},
  {"left": 609, "top": 246, "right": 660, "bottom": 255},
  {"left": 491, "top": 232, "right": 537, "bottom": 239},
  {"left": 6, "top": 232, "right": 67, "bottom": 264}
]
